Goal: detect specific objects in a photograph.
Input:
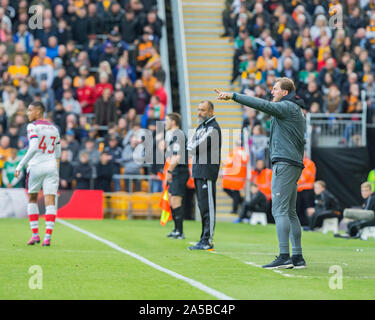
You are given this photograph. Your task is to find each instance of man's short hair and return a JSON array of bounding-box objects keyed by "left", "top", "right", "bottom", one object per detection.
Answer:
[
  {"left": 167, "top": 112, "right": 181, "bottom": 128},
  {"left": 315, "top": 180, "right": 326, "bottom": 188},
  {"left": 200, "top": 100, "right": 214, "bottom": 110},
  {"left": 30, "top": 101, "right": 45, "bottom": 113},
  {"left": 361, "top": 182, "right": 372, "bottom": 190},
  {"left": 275, "top": 77, "right": 296, "bottom": 93}
]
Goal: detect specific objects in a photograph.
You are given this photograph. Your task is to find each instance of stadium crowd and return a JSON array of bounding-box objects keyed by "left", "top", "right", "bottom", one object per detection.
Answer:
[
  {"left": 219, "top": 0, "right": 375, "bottom": 226},
  {"left": 0, "top": 0, "right": 168, "bottom": 192},
  {"left": 221, "top": 0, "right": 375, "bottom": 149}
]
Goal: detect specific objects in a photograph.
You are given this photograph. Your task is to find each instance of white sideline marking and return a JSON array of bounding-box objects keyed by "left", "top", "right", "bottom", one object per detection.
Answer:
[{"left": 57, "top": 219, "right": 235, "bottom": 300}]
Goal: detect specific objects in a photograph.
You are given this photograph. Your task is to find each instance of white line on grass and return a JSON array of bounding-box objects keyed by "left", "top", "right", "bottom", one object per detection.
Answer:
[{"left": 57, "top": 219, "right": 235, "bottom": 300}]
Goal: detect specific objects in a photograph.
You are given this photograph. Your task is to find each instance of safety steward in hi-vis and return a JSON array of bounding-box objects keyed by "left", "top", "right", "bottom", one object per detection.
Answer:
[
  {"left": 187, "top": 101, "right": 221, "bottom": 251},
  {"left": 164, "top": 113, "right": 189, "bottom": 240}
]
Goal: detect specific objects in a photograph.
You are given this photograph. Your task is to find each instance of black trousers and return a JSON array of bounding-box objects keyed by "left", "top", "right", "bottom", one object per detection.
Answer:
[
  {"left": 223, "top": 188, "right": 241, "bottom": 213},
  {"left": 347, "top": 219, "right": 375, "bottom": 237},
  {"left": 309, "top": 210, "right": 338, "bottom": 229},
  {"left": 195, "top": 178, "right": 216, "bottom": 244}
]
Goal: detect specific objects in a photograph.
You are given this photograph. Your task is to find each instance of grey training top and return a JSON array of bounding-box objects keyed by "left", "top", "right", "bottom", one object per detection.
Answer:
[{"left": 233, "top": 92, "right": 306, "bottom": 168}]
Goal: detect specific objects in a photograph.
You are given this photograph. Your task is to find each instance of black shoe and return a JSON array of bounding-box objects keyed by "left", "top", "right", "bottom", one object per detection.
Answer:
[
  {"left": 262, "top": 255, "right": 294, "bottom": 269},
  {"left": 173, "top": 232, "right": 185, "bottom": 240},
  {"left": 167, "top": 230, "right": 177, "bottom": 238},
  {"left": 291, "top": 255, "right": 306, "bottom": 269},
  {"left": 188, "top": 241, "right": 214, "bottom": 251}
]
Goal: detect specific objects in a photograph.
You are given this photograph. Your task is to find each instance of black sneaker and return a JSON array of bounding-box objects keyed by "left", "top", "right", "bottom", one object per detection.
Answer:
[
  {"left": 262, "top": 256, "right": 294, "bottom": 269},
  {"left": 291, "top": 255, "right": 306, "bottom": 269},
  {"left": 167, "top": 230, "right": 177, "bottom": 238},
  {"left": 173, "top": 232, "right": 185, "bottom": 240},
  {"left": 188, "top": 241, "right": 214, "bottom": 251}
]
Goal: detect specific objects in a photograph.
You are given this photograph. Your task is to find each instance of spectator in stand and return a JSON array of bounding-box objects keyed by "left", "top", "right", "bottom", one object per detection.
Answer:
[
  {"left": 154, "top": 78, "right": 167, "bottom": 106},
  {"left": 114, "top": 55, "right": 136, "bottom": 84},
  {"left": 46, "top": 36, "right": 59, "bottom": 59},
  {"left": 39, "top": 79, "right": 55, "bottom": 112},
  {"left": 0, "top": 134, "right": 11, "bottom": 170},
  {"left": 122, "top": 134, "right": 142, "bottom": 192},
  {"left": 73, "top": 151, "right": 93, "bottom": 190},
  {"left": 0, "top": 105, "right": 7, "bottom": 135},
  {"left": 72, "top": 6, "right": 91, "bottom": 45},
  {"left": 323, "top": 84, "right": 342, "bottom": 113},
  {"left": 121, "top": 8, "right": 137, "bottom": 44},
  {"left": 142, "top": 68, "right": 157, "bottom": 95},
  {"left": 7, "top": 54, "right": 29, "bottom": 87},
  {"left": 304, "top": 80, "right": 323, "bottom": 112},
  {"left": 318, "top": 58, "right": 342, "bottom": 88},
  {"left": 136, "top": 28, "right": 154, "bottom": 73},
  {"left": 73, "top": 65, "right": 96, "bottom": 88},
  {"left": 94, "top": 72, "right": 114, "bottom": 103},
  {"left": 79, "top": 138, "right": 101, "bottom": 166},
  {"left": 59, "top": 149, "right": 74, "bottom": 190},
  {"left": 99, "top": 42, "right": 118, "bottom": 70},
  {"left": 66, "top": 129, "right": 80, "bottom": 161},
  {"left": 3, "top": 88, "right": 19, "bottom": 118},
  {"left": 104, "top": 135, "right": 123, "bottom": 192},
  {"left": 77, "top": 115, "right": 91, "bottom": 142},
  {"left": 113, "top": 89, "right": 128, "bottom": 116},
  {"left": 144, "top": 47, "right": 162, "bottom": 75},
  {"left": 133, "top": 79, "right": 150, "bottom": 115},
  {"left": 250, "top": 124, "right": 268, "bottom": 165},
  {"left": 1, "top": 148, "right": 22, "bottom": 188},
  {"left": 13, "top": 23, "right": 34, "bottom": 54},
  {"left": 95, "top": 151, "right": 114, "bottom": 192},
  {"left": 53, "top": 101, "right": 67, "bottom": 135},
  {"left": 94, "top": 87, "right": 117, "bottom": 127},
  {"left": 76, "top": 76, "right": 95, "bottom": 114},
  {"left": 62, "top": 89, "right": 81, "bottom": 115},
  {"left": 305, "top": 180, "right": 340, "bottom": 231},
  {"left": 104, "top": 1, "right": 124, "bottom": 34},
  {"left": 86, "top": 34, "right": 102, "bottom": 68},
  {"left": 234, "top": 183, "right": 268, "bottom": 224},
  {"left": 141, "top": 95, "right": 165, "bottom": 128}
]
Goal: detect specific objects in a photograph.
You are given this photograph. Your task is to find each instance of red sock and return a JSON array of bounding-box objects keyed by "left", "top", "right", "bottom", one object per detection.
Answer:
[
  {"left": 28, "top": 203, "right": 39, "bottom": 235},
  {"left": 45, "top": 205, "right": 56, "bottom": 239}
]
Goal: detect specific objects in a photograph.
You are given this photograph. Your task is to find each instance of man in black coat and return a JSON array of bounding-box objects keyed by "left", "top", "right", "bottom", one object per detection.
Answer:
[
  {"left": 73, "top": 151, "right": 93, "bottom": 189},
  {"left": 72, "top": 7, "right": 91, "bottom": 45},
  {"left": 59, "top": 149, "right": 74, "bottom": 190},
  {"left": 95, "top": 152, "right": 114, "bottom": 192},
  {"left": 187, "top": 101, "right": 221, "bottom": 251}
]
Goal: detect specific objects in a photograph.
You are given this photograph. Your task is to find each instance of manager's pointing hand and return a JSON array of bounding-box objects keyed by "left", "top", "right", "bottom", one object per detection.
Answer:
[{"left": 214, "top": 88, "right": 233, "bottom": 101}]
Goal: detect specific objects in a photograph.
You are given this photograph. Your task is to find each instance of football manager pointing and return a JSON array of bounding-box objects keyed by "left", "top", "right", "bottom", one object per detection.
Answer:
[{"left": 215, "top": 77, "right": 307, "bottom": 269}]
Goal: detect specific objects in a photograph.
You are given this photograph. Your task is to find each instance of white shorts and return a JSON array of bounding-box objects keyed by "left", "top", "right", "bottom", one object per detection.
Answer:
[{"left": 27, "top": 163, "right": 59, "bottom": 195}]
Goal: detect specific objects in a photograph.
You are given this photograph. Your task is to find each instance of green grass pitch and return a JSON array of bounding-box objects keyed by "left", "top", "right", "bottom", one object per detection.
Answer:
[{"left": 1, "top": 218, "right": 374, "bottom": 300}]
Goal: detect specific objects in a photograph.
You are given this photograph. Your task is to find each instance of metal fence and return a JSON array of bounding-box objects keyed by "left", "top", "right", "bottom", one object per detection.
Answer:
[{"left": 305, "top": 90, "right": 368, "bottom": 157}]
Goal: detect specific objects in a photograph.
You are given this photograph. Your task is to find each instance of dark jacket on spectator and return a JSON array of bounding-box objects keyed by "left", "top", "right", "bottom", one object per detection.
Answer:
[
  {"left": 72, "top": 16, "right": 91, "bottom": 45},
  {"left": 59, "top": 160, "right": 74, "bottom": 189},
  {"left": 104, "top": 9, "right": 124, "bottom": 33},
  {"left": 104, "top": 145, "right": 123, "bottom": 173},
  {"left": 314, "top": 190, "right": 340, "bottom": 214},
  {"left": 120, "top": 16, "right": 137, "bottom": 44},
  {"left": 73, "top": 162, "right": 93, "bottom": 189},
  {"left": 95, "top": 161, "right": 113, "bottom": 192},
  {"left": 94, "top": 96, "right": 118, "bottom": 126}
]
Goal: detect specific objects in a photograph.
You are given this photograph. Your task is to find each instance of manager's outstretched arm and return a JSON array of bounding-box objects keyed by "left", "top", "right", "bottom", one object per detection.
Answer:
[{"left": 214, "top": 88, "right": 287, "bottom": 119}]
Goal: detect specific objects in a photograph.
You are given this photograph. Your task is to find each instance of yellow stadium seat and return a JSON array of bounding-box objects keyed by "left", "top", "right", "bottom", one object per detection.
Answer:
[{"left": 129, "top": 192, "right": 151, "bottom": 218}]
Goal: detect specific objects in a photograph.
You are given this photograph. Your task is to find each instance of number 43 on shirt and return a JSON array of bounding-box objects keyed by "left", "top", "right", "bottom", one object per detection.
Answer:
[{"left": 38, "top": 136, "right": 56, "bottom": 154}]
